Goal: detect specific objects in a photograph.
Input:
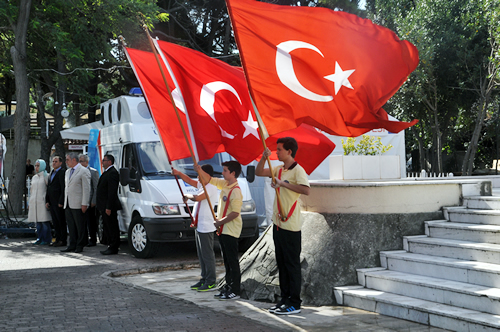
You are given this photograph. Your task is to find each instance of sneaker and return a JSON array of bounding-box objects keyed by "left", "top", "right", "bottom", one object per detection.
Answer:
[
  {"left": 33, "top": 240, "right": 41, "bottom": 245},
  {"left": 214, "top": 285, "right": 229, "bottom": 298},
  {"left": 197, "top": 283, "right": 217, "bottom": 292},
  {"left": 214, "top": 290, "right": 225, "bottom": 298},
  {"left": 219, "top": 292, "right": 240, "bottom": 300},
  {"left": 268, "top": 303, "right": 284, "bottom": 313},
  {"left": 190, "top": 280, "right": 203, "bottom": 290},
  {"left": 274, "top": 304, "right": 301, "bottom": 315}
]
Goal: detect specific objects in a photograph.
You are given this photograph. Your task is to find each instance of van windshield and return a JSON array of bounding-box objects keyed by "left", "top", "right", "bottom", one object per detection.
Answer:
[
  {"left": 136, "top": 141, "right": 226, "bottom": 177},
  {"left": 137, "top": 142, "right": 170, "bottom": 175}
]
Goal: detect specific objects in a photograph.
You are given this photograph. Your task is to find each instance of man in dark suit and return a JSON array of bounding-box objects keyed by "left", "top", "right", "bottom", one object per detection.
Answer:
[
  {"left": 45, "top": 156, "right": 67, "bottom": 247},
  {"left": 97, "top": 154, "right": 122, "bottom": 255}
]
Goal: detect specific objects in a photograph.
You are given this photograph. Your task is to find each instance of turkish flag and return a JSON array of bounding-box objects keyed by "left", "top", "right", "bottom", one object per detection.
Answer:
[
  {"left": 125, "top": 47, "right": 192, "bottom": 161},
  {"left": 264, "top": 124, "right": 335, "bottom": 175},
  {"left": 226, "top": 0, "right": 419, "bottom": 137},
  {"left": 126, "top": 41, "right": 335, "bottom": 172},
  {"left": 155, "top": 40, "right": 260, "bottom": 164}
]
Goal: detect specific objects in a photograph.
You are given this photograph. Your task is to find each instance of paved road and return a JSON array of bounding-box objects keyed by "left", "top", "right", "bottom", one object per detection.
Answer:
[{"left": 0, "top": 237, "right": 278, "bottom": 332}]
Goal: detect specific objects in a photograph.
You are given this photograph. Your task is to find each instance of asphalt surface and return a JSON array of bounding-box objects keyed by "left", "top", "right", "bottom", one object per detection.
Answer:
[{"left": 0, "top": 236, "right": 277, "bottom": 332}]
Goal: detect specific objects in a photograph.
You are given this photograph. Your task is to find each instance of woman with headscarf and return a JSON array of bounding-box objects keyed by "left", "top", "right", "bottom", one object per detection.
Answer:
[{"left": 29, "top": 159, "right": 52, "bottom": 245}]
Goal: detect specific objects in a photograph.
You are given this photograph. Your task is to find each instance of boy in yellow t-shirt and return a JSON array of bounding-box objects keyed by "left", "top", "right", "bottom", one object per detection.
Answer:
[
  {"left": 196, "top": 160, "right": 243, "bottom": 300},
  {"left": 256, "top": 137, "right": 310, "bottom": 315}
]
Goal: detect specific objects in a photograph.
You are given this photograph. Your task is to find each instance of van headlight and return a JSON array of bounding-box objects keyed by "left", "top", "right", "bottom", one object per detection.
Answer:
[
  {"left": 152, "top": 204, "right": 181, "bottom": 215},
  {"left": 240, "top": 199, "right": 255, "bottom": 213}
]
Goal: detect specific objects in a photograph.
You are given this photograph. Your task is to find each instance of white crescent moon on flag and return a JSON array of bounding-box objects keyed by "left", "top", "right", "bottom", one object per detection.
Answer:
[
  {"left": 276, "top": 40, "right": 333, "bottom": 102},
  {"left": 200, "top": 81, "right": 238, "bottom": 139}
]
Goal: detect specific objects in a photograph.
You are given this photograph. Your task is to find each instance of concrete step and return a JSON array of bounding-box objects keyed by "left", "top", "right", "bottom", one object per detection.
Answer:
[
  {"left": 445, "top": 207, "right": 500, "bottom": 225},
  {"left": 425, "top": 220, "right": 500, "bottom": 244},
  {"left": 404, "top": 235, "right": 500, "bottom": 264},
  {"left": 334, "top": 285, "right": 500, "bottom": 332},
  {"left": 359, "top": 269, "right": 500, "bottom": 315},
  {"left": 464, "top": 195, "right": 500, "bottom": 210},
  {"left": 380, "top": 251, "right": 500, "bottom": 288}
]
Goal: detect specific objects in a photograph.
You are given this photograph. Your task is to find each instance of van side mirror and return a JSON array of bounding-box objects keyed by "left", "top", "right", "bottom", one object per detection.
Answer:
[
  {"left": 246, "top": 165, "right": 255, "bottom": 183},
  {"left": 120, "top": 167, "right": 142, "bottom": 192},
  {"left": 119, "top": 168, "right": 130, "bottom": 186}
]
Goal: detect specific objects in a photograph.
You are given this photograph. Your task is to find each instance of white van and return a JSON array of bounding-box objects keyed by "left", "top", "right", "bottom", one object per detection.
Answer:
[{"left": 98, "top": 94, "right": 259, "bottom": 258}]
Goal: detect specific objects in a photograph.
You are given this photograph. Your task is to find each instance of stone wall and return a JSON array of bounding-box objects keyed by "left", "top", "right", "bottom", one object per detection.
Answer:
[{"left": 240, "top": 210, "right": 442, "bottom": 306}]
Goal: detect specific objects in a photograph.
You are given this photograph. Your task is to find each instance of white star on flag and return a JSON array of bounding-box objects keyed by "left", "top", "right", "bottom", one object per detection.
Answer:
[
  {"left": 324, "top": 62, "right": 355, "bottom": 95},
  {"left": 241, "top": 111, "right": 260, "bottom": 139}
]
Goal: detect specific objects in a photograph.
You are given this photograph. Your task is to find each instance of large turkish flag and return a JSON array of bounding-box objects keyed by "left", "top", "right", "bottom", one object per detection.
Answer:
[
  {"left": 126, "top": 41, "right": 335, "bottom": 172},
  {"left": 125, "top": 46, "right": 192, "bottom": 161},
  {"left": 226, "top": 0, "right": 419, "bottom": 137}
]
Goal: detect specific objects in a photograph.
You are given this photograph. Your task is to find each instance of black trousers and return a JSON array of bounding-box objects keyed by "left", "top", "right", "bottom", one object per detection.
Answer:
[
  {"left": 84, "top": 206, "right": 97, "bottom": 243},
  {"left": 101, "top": 209, "right": 120, "bottom": 250},
  {"left": 273, "top": 226, "right": 302, "bottom": 308},
  {"left": 65, "top": 208, "right": 86, "bottom": 250},
  {"left": 219, "top": 234, "right": 240, "bottom": 294},
  {"left": 49, "top": 203, "right": 66, "bottom": 244}
]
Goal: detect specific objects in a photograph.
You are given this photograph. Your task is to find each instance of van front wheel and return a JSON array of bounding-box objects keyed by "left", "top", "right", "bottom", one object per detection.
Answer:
[{"left": 128, "top": 215, "right": 159, "bottom": 258}]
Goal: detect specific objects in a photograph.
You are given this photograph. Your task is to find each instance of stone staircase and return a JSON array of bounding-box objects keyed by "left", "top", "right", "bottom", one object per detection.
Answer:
[{"left": 334, "top": 189, "right": 500, "bottom": 332}]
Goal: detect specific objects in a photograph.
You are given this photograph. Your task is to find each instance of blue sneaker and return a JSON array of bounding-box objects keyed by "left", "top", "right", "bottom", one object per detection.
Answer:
[
  {"left": 274, "top": 305, "right": 301, "bottom": 315},
  {"left": 33, "top": 240, "right": 41, "bottom": 245}
]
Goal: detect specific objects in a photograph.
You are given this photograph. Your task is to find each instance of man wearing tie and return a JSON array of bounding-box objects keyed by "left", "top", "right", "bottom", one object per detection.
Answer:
[
  {"left": 96, "top": 154, "right": 122, "bottom": 255},
  {"left": 46, "top": 156, "right": 66, "bottom": 247},
  {"left": 78, "top": 154, "right": 99, "bottom": 247},
  {"left": 61, "top": 152, "right": 91, "bottom": 253}
]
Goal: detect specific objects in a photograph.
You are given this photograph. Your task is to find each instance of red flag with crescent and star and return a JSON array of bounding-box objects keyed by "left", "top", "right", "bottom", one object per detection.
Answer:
[
  {"left": 124, "top": 47, "right": 193, "bottom": 161},
  {"left": 226, "top": 0, "right": 419, "bottom": 137},
  {"left": 125, "top": 41, "right": 335, "bottom": 173}
]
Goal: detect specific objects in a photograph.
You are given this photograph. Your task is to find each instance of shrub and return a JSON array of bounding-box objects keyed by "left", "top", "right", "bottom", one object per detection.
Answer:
[{"left": 341, "top": 135, "right": 393, "bottom": 156}]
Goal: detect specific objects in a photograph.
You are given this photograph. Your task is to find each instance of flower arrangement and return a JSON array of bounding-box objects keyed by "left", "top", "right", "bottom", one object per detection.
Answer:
[{"left": 341, "top": 135, "right": 393, "bottom": 156}]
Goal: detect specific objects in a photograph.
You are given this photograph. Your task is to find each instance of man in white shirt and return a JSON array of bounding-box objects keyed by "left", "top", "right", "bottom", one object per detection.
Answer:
[{"left": 173, "top": 164, "right": 218, "bottom": 292}]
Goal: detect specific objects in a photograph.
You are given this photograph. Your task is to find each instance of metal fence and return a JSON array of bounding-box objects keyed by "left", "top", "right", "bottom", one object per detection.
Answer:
[{"left": 406, "top": 170, "right": 454, "bottom": 178}]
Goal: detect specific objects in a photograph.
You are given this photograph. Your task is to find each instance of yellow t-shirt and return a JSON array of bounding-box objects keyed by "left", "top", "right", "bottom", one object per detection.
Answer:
[
  {"left": 209, "top": 178, "right": 243, "bottom": 238},
  {"left": 272, "top": 163, "right": 309, "bottom": 232}
]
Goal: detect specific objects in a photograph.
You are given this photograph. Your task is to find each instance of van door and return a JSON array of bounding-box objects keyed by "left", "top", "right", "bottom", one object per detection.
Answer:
[{"left": 119, "top": 143, "right": 140, "bottom": 230}]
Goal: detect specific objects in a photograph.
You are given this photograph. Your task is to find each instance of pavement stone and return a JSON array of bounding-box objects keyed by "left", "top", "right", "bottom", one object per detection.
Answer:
[{"left": 0, "top": 237, "right": 450, "bottom": 331}]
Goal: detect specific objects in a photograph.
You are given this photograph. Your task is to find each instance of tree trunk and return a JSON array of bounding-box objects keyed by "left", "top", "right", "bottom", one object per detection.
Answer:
[
  {"left": 461, "top": 98, "right": 489, "bottom": 175},
  {"left": 8, "top": 0, "right": 32, "bottom": 215}
]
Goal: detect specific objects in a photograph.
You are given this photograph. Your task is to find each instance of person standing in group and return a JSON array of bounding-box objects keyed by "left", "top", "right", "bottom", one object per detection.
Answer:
[
  {"left": 172, "top": 165, "right": 219, "bottom": 292},
  {"left": 256, "top": 137, "right": 310, "bottom": 315},
  {"left": 96, "top": 154, "right": 122, "bottom": 255},
  {"left": 46, "top": 156, "right": 66, "bottom": 247},
  {"left": 29, "top": 159, "right": 52, "bottom": 245},
  {"left": 197, "top": 161, "right": 243, "bottom": 300},
  {"left": 61, "top": 152, "right": 90, "bottom": 253},
  {"left": 26, "top": 159, "right": 35, "bottom": 178},
  {"left": 78, "top": 154, "right": 99, "bottom": 247}
]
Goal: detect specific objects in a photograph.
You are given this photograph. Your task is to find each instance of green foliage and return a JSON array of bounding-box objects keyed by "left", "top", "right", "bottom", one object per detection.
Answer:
[
  {"left": 341, "top": 135, "right": 393, "bottom": 155},
  {"left": 366, "top": 0, "right": 499, "bottom": 173}
]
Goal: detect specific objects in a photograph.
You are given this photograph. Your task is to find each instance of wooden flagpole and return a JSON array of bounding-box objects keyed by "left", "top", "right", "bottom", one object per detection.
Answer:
[
  {"left": 142, "top": 28, "right": 217, "bottom": 222},
  {"left": 249, "top": 96, "right": 287, "bottom": 222}
]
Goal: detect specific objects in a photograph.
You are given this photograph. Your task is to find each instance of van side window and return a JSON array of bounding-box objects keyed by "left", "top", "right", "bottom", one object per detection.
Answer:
[{"left": 123, "top": 144, "right": 138, "bottom": 180}]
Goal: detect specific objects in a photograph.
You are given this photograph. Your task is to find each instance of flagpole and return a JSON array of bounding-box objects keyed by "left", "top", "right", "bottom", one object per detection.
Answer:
[
  {"left": 225, "top": 0, "right": 287, "bottom": 221},
  {"left": 119, "top": 36, "right": 197, "bottom": 226},
  {"left": 249, "top": 96, "right": 287, "bottom": 222},
  {"left": 142, "top": 28, "right": 217, "bottom": 223}
]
